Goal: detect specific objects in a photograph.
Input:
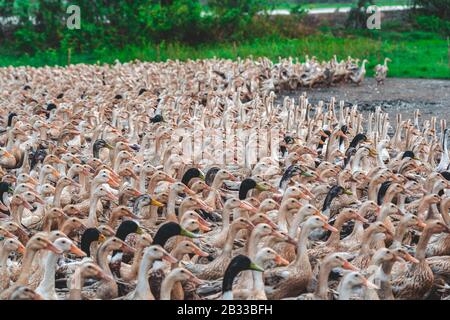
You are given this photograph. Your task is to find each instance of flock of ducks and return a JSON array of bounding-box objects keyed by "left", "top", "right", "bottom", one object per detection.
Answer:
[{"left": 0, "top": 56, "right": 444, "bottom": 301}]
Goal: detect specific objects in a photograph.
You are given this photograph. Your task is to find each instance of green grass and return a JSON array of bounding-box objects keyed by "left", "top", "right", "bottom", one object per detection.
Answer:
[
  {"left": 270, "top": 0, "right": 410, "bottom": 10},
  {"left": 1, "top": 32, "right": 449, "bottom": 79}
]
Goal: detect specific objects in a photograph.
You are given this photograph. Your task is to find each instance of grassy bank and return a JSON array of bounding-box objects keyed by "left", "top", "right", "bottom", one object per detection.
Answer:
[{"left": 1, "top": 32, "right": 449, "bottom": 79}]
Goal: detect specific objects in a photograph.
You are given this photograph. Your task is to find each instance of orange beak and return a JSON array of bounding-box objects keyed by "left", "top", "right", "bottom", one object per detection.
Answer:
[
  {"left": 354, "top": 213, "right": 368, "bottom": 223},
  {"left": 107, "top": 177, "right": 120, "bottom": 188},
  {"left": 314, "top": 210, "right": 329, "bottom": 222},
  {"left": 322, "top": 223, "right": 338, "bottom": 233},
  {"left": 120, "top": 243, "right": 135, "bottom": 254},
  {"left": 193, "top": 247, "right": 209, "bottom": 257},
  {"left": 162, "top": 253, "right": 178, "bottom": 264},
  {"left": 106, "top": 191, "right": 118, "bottom": 202},
  {"left": 46, "top": 242, "right": 63, "bottom": 254},
  {"left": 0, "top": 202, "right": 8, "bottom": 211},
  {"left": 239, "top": 201, "right": 258, "bottom": 214},
  {"left": 402, "top": 252, "right": 419, "bottom": 264},
  {"left": 184, "top": 186, "right": 196, "bottom": 196},
  {"left": 342, "top": 260, "right": 359, "bottom": 271},
  {"left": 198, "top": 223, "right": 211, "bottom": 232},
  {"left": 52, "top": 169, "right": 61, "bottom": 179},
  {"left": 70, "top": 244, "right": 87, "bottom": 257},
  {"left": 416, "top": 219, "right": 426, "bottom": 229},
  {"left": 33, "top": 196, "right": 45, "bottom": 205},
  {"left": 17, "top": 243, "right": 26, "bottom": 255},
  {"left": 364, "top": 278, "right": 380, "bottom": 290},
  {"left": 274, "top": 254, "right": 289, "bottom": 266},
  {"left": 22, "top": 199, "right": 33, "bottom": 210}
]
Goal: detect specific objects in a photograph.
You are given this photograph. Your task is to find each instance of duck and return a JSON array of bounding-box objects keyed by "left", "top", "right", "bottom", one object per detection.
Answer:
[
  {"left": 221, "top": 255, "right": 264, "bottom": 300},
  {"left": 375, "top": 58, "right": 391, "bottom": 85},
  {"left": 392, "top": 220, "right": 450, "bottom": 299}
]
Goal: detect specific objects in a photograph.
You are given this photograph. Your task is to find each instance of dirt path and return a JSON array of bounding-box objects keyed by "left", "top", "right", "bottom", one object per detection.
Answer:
[{"left": 279, "top": 77, "right": 450, "bottom": 124}]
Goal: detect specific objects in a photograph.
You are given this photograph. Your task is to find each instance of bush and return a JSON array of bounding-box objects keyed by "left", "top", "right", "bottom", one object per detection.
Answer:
[
  {"left": 413, "top": 0, "right": 450, "bottom": 20},
  {"left": 414, "top": 15, "right": 450, "bottom": 35}
]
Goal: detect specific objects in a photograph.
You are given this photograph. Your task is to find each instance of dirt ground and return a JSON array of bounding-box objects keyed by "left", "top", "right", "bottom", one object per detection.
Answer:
[{"left": 279, "top": 77, "right": 450, "bottom": 124}]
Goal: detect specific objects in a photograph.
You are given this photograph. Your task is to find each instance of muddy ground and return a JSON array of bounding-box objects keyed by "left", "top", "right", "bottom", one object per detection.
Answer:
[{"left": 278, "top": 77, "right": 450, "bottom": 125}]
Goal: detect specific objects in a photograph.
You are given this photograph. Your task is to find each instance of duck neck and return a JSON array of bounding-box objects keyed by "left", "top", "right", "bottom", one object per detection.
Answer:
[
  {"left": 315, "top": 261, "right": 334, "bottom": 299},
  {"left": 368, "top": 180, "right": 381, "bottom": 202},
  {"left": 135, "top": 255, "right": 155, "bottom": 299},
  {"left": 87, "top": 194, "right": 101, "bottom": 228},
  {"left": 223, "top": 225, "right": 242, "bottom": 256},
  {"left": 326, "top": 215, "right": 348, "bottom": 245},
  {"left": 36, "top": 251, "right": 60, "bottom": 298},
  {"left": 293, "top": 224, "right": 312, "bottom": 270},
  {"left": 17, "top": 248, "right": 38, "bottom": 285},
  {"left": 160, "top": 272, "right": 179, "bottom": 300},
  {"left": 391, "top": 221, "right": 408, "bottom": 249},
  {"left": 97, "top": 244, "right": 113, "bottom": 276},
  {"left": 0, "top": 247, "right": 11, "bottom": 270},
  {"left": 69, "top": 267, "right": 85, "bottom": 300},
  {"left": 416, "top": 228, "right": 434, "bottom": 261},
  {"left": 166, "top": 189, "right": 178, "bottom": 221},
  {"left": 52, "top": 182, "right": 66, "bottom": 208}
]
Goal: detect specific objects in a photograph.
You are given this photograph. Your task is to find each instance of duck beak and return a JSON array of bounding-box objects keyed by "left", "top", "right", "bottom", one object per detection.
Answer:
[
  {"left": 239, "top": 201, "right": 258, "bottom": 213},
  {"left": 98, "top": 234, "right": 106, "bottom": 242},
  {"left": 151, "top": 199, "right": 165, "bottom": 207},
  {"left": 120, "top": 243, "right": 135, "bottom": 254},
  {"left": 198, "top": 172, "right": 206, "bottom": 181},
  {"left": 162, "top": 253, "right": 178, "bottom": 264},
  {"left": 301, "top": 171, "right": 314, "bottom": 178},
  {"left": 22, "top": 200, "right": 33, "bottom": 210},
  {"left": 17, "top": 243, "right": 26, "bottom": 255},
  {"left": 270, "top": 229, "right": 286, "bottom": 239},
  {"left": 416, "top": 219, "right": 426, "bottom": 229},
  {"left": 198, "top": 223, "right": 211, "bottom": 232},
  {"left": 107, "top": 177, "right": 120, "bottom": 188},
  {"left": 193, "top": 247, "right": 209, "bottom": 257},
  {"left": 34, "top": 196, "right": 45, "bottom": 205},
  {"left": 322, "top": 223, "right": 338, "bottom": 233},
  {"left": 342, "top": 260, "right": 359, "bottom": 271},
  {"left": 46, "top": 242, "right": 63, "bottom": 254},
  {"left": 52, "top": 169, "right": 61, "bottom": 179},
  {"left": 375, "top": 206, "right": 381, "bottom": 215},
  {"left": 196, "top": 215, "right": 211, "bottom": 228},
  {"left": 403, "top": 252, "right": 419, "bottom": 264},
  {"left": 132, "top": 189, "right": 142, "bottom": 197},
  {"left": 255, "top": 183, "right": 269, "bottom": 192},
  {"left": 274, "top": 254, "right": 289, "bottom": 266},
  {"left": 249, "top": 262, "right": 264, "bottom": 272},
  {"left": 70, "top": 244, "right": 87, "bottom": 257},
  {"left": 355, "top": 213, "right": 368, "bottom": 223},
  {"left": 3, "top": 230, "right": 15, "bottom": 238},
  {"left": 98, "top": 270, "right": 114, "bottom": 282},
  {"left": 314, "top": 210, "right": 329, "bottom": 222},
  {"left": 180, "top": 228, "right": 202, "bottom": 239},
  {"left": 343, "top": 189, "right": 353, "bottom": 196},
  {"left": 189, "top": 274, "right": 203, "bottom": 286},
  {"left": 106, "top": 191, "right": 118, "bottom": 202},
  {"left": 227, "top": 174, "right": 237, "bottom": 181},
  {"left": 184, "top": 186, "right": 196, "bottom": 196},
  {"left": 135, "top": 227, "right": 144, "bottom": 235},
  {"left": 364, "top": 279, "right": 380, "bottom": 290},
  {"left": 70, "top": 180, "right": 81, "bottom": 188},
  {"left": 0, "top": 202, "right": 8, "bottom": 211},
  {"left": 263, "top": 217, "right": 278, "bottom": 229},
  {"left": 105, "top": 143, "right": 114, "bottom": 150}
]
